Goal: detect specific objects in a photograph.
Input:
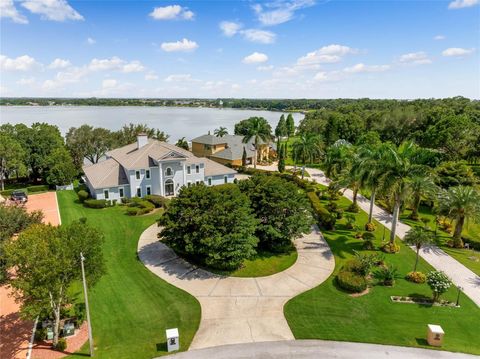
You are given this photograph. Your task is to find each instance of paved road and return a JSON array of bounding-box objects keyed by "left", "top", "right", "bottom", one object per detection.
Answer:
[
  {"left": 138, "top": 224, "right": 334, "bottom": 350},
  {"left": 166, "top": 340, "right": 477, "bottom": 359}
]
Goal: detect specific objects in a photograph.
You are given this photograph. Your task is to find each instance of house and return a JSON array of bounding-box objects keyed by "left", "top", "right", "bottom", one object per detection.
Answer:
[
  {"left": 191, "top": 134, "right": 274, "bottom": 167},
  {"left": 82, "top": 134, "right": 237, "bottom": 200}
]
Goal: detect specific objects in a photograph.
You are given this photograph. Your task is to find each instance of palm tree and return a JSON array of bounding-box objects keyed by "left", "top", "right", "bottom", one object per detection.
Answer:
[
  {"left": 175, "top": 137, "right": 189, "bottom": 150},
  {"left": 408, "top": 175, "right": 438, "bottom": 220},
  {"left": 214, "top": 127, "right": 228, "bottom": 137},
  {"left": 404, "top": 226, "right": 434, "bottom": 272},
  {"left": 292, "top": 134, "right": 323, "bottom": 178},
  {"left": 438, "top": 185, "right": 480, "bottom": 248},
  {"left": 378, "top": 142, "right": 427, "bottom": 248},
  {"left": 242, "top": 117, "right": 272, "bottom": 169},
  {"left": 323, "top": 140, "right": 353, "bottom": 180}
]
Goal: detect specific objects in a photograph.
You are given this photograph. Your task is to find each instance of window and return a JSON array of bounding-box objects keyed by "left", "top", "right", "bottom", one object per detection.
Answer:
[
  {"left": 196, "top": 180, "right": 201, "bottom": 185},
  {"left": 205, "top": 144, "right": 211, "bottom": 150},
  {"left": 187, "top": 166, "right": 191, "bottom": 175},
  {"left": 213, "top": 145, "right": 216, "bottom": 151},
  {"left": 146, "top": 186, "right": 151, "bottom": 195},
  {"left": 104, "top": 190, "right": 109, "bottom": 199},
  {"left": 165, "top": 167, "right": 173, "bottom": 176},
  {"left": 224, "top": 175, "right": 228, "bottom": 184},
  {"left": 135, "top": 171, "right": 140, "bottom": 180},
  {"left": 195, "top": 165, "right": 200, "bottom": 173},
  {"left": 136, "top": 187, "right": 142, "bottom": 197},
  {"left": 187, "top": 181, "right": 191, "bottom": 187},
  {"left": 146, "top": 169, "right": 150, "bottom": 179},
  {"left": 208, "top": 178, "right": 212, "bottom": 186},
  {"left": 119, "top": 188, "right": 124, "bottom": 198}
]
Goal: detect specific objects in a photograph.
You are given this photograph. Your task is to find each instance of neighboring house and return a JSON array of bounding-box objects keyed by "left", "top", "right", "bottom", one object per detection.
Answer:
[
  {"left": 82, "top": 134, "right": 236, "bottom": 200},
  {"left": 191, "top": 134, "right": 274, "bottom": 167}
]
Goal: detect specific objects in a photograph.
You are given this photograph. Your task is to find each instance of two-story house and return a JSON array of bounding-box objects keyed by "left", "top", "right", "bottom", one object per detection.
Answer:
[{"left": 82, "top": 134, "right": 237, "bottom": 200}]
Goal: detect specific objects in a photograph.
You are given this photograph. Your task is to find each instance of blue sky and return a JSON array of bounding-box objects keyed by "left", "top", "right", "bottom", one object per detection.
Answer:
[{"left": 1, "top": 0, "right": 479, "bottom": 98}]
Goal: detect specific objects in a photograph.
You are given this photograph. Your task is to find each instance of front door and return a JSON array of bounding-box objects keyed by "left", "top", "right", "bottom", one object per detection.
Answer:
[{"left": 165, "top": 179, "right": 174, "bottom": 196}]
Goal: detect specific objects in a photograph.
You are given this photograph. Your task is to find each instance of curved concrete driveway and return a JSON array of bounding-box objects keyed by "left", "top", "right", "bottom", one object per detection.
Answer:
[{"left": 138, "top": 224, "right": 334, "bottom": 350}]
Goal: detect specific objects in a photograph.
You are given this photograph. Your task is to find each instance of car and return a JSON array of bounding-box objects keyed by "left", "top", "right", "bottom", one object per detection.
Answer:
[{"left": 10, "top": 190, "right": 28, "bottom": 203}]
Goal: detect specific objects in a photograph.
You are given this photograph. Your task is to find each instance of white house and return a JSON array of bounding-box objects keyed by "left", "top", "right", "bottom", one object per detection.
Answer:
[{"left": 82, "top": 134, "right": 237, "bottom": 200}]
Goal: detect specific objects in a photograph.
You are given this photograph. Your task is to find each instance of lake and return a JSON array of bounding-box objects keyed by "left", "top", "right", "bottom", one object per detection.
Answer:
[{"left": 0, "top": 106, "right": 304, "bottom": 142}]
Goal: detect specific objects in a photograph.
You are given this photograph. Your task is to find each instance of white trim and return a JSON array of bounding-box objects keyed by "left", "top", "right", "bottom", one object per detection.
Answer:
[
  {"left": 145, "top": 169, "right": 151, "bottom": 179},
  {"left": 195, "top": 165, "right": 200, "bottom": 174},
  {"left": 136, "top": 186, "right": 142, "bottom": 197},
  {"left": 103, "top": 189, "right": 110, "bottom": 199},
  {"left": 146, "top": 185, "right": 152, "bottom": 196},
  {"left": 119, "top": 186, "right": 125, "bottom": 198},
  {"left": 165, "top": 166, "right": 174, "bottom": 177},
  {"left": 187, "top": 165, "right": 191, "bottom": 175},
  {"left": 159, "top": 163, "right": 164, "bottom": 196},
  {"left": 183, "top": 163, "right": 186, "bottom": 186},
  {"left": 54, "top": 192, "right": 62, "bottom": 225},
  {"left": 135, "top": 170, "right": 141, "bottom": 180}
]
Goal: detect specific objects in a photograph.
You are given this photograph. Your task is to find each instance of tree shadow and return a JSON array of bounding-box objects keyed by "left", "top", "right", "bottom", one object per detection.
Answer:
[{"left": 0, "top": 312, "right": 32, "bottom": 359}]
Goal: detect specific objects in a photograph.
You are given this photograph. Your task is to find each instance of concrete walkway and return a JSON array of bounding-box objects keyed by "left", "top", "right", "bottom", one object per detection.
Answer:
[
  {"left": 138, "top": 224, "right": 334, "bottom": 350},
  {"left": 165, "top": 340, "right": 478, "bottom": 359},
  {"left": 303, "top": 166, "right": 480, "bottom": 307}
]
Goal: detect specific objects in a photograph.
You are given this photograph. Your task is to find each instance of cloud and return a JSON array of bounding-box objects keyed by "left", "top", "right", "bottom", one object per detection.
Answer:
[
  {"left": 241, "top": 29, "right": 276, "bottom": 44},
  {"left": 1, "top": 0, "right": 28, "bottom": 24},
  {"left": 243, "top": 52, "right": 269, "bottom": 64},
  {"left": 49, "top": 58, "right": 71, "bottom": 69},
  {"left": 20, "top": 0, "right": 84, "bottom": 22},
  {"left": 0, "top": 54, "right": 39, "bottom": 71},
  {"left": 442, "top": 47, "right": 475, "bottom": 56},
  {"left": 42, "top": 66, "right": 89, "bottom": 90},
  {"left": 296, "top": 44, "right": 357, "bottom": 66},
  {"left": 164, "top": 74, "right": 195, "bottom": 82},
  {"left": 434, "top": 35, "right": 446, "bottom": 40},
  {"left": 448, "top": 0, "right": 479, "bottom": 9},
  {"left": 87, "top": 37, "right": 96, "bottom": 45},
  {"left": 122, "top": 61, "right": 145, "bottom": 73},
  {"left": 257, "top": 65, "right": 274, "bottom": 71},
  {"left": 343, "top": 63, "right": 390, "bottom": 73},
  {"left": 102, "top": 79, "right": 118, "bottom": 89},
  {"left": 145, "top": 72, "right": 158, "bottom": 81},
  {"left": 160, "top": 38, "right": 198, "bottom": 52},
  {"left": 219, "top": 21, "right": 242, "bottom": 37},
  {"left": 399, "top": 51, "right": 432, "bottom": 65},
  {"left": 88, "top": 57, "right": 145, "bottom": 72},
  {"left": 149, "top": 5, "right": 194, "bottom": 20},
  {"left": 253, "top": 0, "right": 316, "bottom": 26},
  {"left": 16, "top": 77, "right": 36, "bottom": 85}
]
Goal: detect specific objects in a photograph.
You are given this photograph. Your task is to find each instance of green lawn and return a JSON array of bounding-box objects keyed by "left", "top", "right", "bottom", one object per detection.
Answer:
[
  {"left": 285, "top": 194, "right": 480, "bottom": 355},
  {"left": 400, "top": 206, "right": 480, "bottom": 276},
  {"left": 58, "top": 191, "right": 200, "bottom": 358}
]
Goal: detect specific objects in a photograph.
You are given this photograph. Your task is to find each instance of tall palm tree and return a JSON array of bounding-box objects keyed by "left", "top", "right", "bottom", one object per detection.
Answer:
[
  {"left": 438, "top": 185, "right": 480, "bottom": 248},
  {"left": 404, "top": 226, "right": 434, "bottom": 272},
  {"left": 408, "top": 175, "right": 438, "bottom": 220},
  {"left": 242, "top": 117, "right": 272, "bottom": 169},
  {"left": 378, "top": 142, "right": 427, "bottom": 248},
  {"left": 292, "top": 134, "right": 323, "bottom": 178},
  {"left": 214, "top": 127, "right": 228, "bottom": 137},
  {"left": 323, "top": 140, "right": 353, "bottom": 180}
]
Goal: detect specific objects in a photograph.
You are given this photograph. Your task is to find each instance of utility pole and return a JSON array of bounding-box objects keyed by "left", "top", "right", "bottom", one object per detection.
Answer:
[{"left": 80, "top": 252, "right": 94, "bottom": 357}]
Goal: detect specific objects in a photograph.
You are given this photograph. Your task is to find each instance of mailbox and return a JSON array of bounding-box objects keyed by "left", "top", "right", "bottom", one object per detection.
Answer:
[
  {"left": 166, "top": 328, "right": 179, "bottom": 352},
  {"left": 427, "top": 324, "right": 445, "bottom": 347}
]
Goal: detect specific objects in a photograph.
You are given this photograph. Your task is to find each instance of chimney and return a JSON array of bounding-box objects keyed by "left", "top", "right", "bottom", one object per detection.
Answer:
[{"left": 137, "top": 133, "right": 148, "bottom": 149}]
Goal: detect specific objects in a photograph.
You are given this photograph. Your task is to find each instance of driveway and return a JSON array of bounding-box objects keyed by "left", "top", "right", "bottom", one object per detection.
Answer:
[
  {"left": 138, "top": 224, "right": 334, "bottom": 350},
  {"left": 25, "top": 191, "right": 61, "bottom": 226}
]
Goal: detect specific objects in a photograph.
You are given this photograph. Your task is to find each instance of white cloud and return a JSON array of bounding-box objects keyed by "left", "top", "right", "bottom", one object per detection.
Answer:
[
  {"left": 87, "top": 37, "right": 96, "bottom": 45},
  {"left": 313, "top": 71, "right": 329, "bottom": 82},
  {"left": 16, "top": 77, "right": 35, "bottom": 85},
  {"left": 42, "top": 66, "right": 88, "bottom": 90},
  {"left": 442, "top": 47, "right": 475, "bottom": 56},
  {"left": 257, "top": 65, "right": 274, "bottom": 71},
  {"left": 0, "top": 54, "right": 39, "bottom": 71},
  {"left": 343, "top": 63, "right": 390, "bottom": 73},
  {"left": 253, "top": 0, "right": 315, "bottom": 26},
  {"left": 243, "top": 52, "right": 269, "bottom": 64},
  {"left": 160, "top": 38, "right": 198, "bottom": 52},
  {"left": 145, "top": 72, "right": 158, "bottom": 81},
  {"left": 434, "top": 35, "right": 446, "bottom": 40},
  {"left": 21, "top": 0, "right": 84, "bottom": 22},
  {"left": 102, "top": 79, "right": 118, "bottom": 89},
  {"left": 49, "top": 58, "right": 71, "bottom": 69},
  {"left": 296, "top": 44, "right": 357, "bottom": 66},
  {"left": 448, "top": 0, "right": 479, "bottom": 9},
  {"left": 149, "top": 5, "right": 194, "bottom": 20},
  {"left": 241, "top": 29, "right": 276, "bottom": 44},
  {"left": 220, "top": 21, "right": 242, "bottom": 37},
  {"left": 88, "top": 57, "right": 145, "bottom": 72},
  {"left": 1, "top": 0, "right": 28, "bottom": 24},
  {"left": 121, "top": 61, "right": 145, "bottom": 73},
  {"left": 399, "top": 51, "right": 432, "bottom": 65},
  {"left": 164, "top": 74, "right": 195, "bottom": 82}
]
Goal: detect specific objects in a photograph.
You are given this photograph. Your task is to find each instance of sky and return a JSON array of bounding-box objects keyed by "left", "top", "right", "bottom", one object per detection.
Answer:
[{"left": 1, "top": 0, "right": 479, "bottom": 99}]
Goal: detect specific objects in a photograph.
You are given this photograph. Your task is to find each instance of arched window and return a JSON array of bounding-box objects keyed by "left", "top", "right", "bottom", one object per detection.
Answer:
[{"left": 165, "top": 167, "right": 173, "bottom": 177}]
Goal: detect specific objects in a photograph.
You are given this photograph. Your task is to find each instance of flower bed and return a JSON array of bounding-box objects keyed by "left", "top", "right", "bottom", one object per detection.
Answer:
[{"left": 390, "top": 295, "right": 458, "bottom": 307}]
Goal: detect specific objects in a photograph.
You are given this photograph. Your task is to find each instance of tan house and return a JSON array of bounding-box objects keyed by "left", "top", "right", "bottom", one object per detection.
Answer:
[{"left": 191, "top": 134, "right": 274, "bottom": 166}]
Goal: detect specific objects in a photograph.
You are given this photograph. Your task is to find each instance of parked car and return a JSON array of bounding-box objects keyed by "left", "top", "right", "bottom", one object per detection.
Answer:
[{"left": 10, "top": 190, "right": 28, "bottom": 203}]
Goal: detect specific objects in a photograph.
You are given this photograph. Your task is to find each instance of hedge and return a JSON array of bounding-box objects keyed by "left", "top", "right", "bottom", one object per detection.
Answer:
[
  {"left": 1, "top": 184, "right": 50, "bottom": 197},
  {"left": 77, "top": 190, "right": 89, "bottom": 203},
  {"left": 307, "top": 191, "right": 336, "bottom": 230},
  {"left": 336, "top": 270, "right": 367, "bottom": 293},
  {"left": 144, "top": 195, "right": 169, "bottom": 208},
  {"left": 84, "top": 199, "right": 107, "bottom": 209}
]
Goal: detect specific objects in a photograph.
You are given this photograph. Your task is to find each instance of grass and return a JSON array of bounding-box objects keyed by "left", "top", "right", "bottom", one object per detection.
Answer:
[
  {"left": 58, "top": 191, "right": 200, "bottom": 358},
  {"left": 284, "top": 193, "right": 480, "bottom": 355},
  {"left": 400, "top": 205, "right": 480, "bottom": 276}
]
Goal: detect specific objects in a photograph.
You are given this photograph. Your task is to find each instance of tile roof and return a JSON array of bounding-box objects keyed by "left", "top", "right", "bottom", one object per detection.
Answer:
[
  {"left": 203, "top": 157, "right": 237, "bottom": 176},
  {"left": 82, "top": 158, "right": 129, "bottom": 189}
]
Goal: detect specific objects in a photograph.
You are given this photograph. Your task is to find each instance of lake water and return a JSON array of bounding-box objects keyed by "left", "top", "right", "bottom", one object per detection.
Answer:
[{"left": 0, "top": 106, "right": 304, "bottom": 142}]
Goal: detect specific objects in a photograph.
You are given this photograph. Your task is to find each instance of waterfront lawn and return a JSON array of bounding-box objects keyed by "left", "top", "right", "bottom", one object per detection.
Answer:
[
  {"left": 58, "top": 191, "right": 200, "bottom": 358},
  {"left": 285, "top": 195, "right": 480, "bottom": 355}
]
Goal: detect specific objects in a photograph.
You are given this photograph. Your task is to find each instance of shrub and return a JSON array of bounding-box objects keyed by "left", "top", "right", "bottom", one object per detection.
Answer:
[
  {"left": 374, "top": 265, "right": 397, "bottom": 286},
  {"left": 84, "top": 199, "right": 107, "bottom": 209},
  {"left": 406, "top": 271, "right": 426, "bottom": 283},
  {"left": 145, "top": 194, "right": 166, "bottom": 208},
  {"left": 347, "top": 203, "right": 360, "bottom": 213},
  {"left": 326, "top": 201, "right": 338, "bottom": 213},
  {"left": 307, "top": 192, "right": 336, "bottom": 230},
  {"left": 126, "top": 207, "right": 140, "bottom": 216},
  {"left": 382, "top": 242, "right": 400, "bottom": 253},
  {"left": 54, "top": 338, "right": 67, "bottom": 352},
  {"left": 34, "top": 327, "right": 47, "bottom": 341},
  {"left": 365, "top": 222, "right": 376, "bottom": 232},
  {"left": 336, "top": 209, "right": 344, "bottom": 219},
  {"left": 427, "top": 271, "right": 452, "bottom": 302},
  {"left": 362, "top": 232, "right": 376, "bottom": 241},
  {"left": 354, "top": 232, "right": 363, "bottom": 239},
  {"left": 345, "top": 213, "right": 356, "bottom": 229},
  {"left": 362, "top": 240, "right": 374, "bottom": 250},
  {"left": 336, "top": 270, "right": 367, "bottom": 293},
  {"left": 77, "top": 190, "right": 89, "bottom": 203},
  {"left": 353, "top": 252, "right": 377, "bottom": 276},
  {"left": 342, "top": 259, "right": 363, "bottom": 273}
]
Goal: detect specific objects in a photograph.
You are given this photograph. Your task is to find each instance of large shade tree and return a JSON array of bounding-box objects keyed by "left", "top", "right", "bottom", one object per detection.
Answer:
[
  {"left": 0, "top": 132, "right": 25, "bottom": 191},
  {"left": 438, "top": 185, "right": 480, "bottom": 248},
  {"left": 241, "top": 117, "right": 272, "bottom": 169},
  {"left": 66, "top": 125, "right": 114, "bottom": 165}
]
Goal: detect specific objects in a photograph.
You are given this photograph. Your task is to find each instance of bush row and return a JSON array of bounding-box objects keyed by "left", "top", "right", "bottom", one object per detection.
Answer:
[
  {"left": 124, "top": 197, "right": 155, "bottom": 215},
  {"left": 306, "top": 191, "right": 336, "bottom": 230},
  {"left": 1, "top": 184, "right": 50, "bottom": 196},
  {"left": 83, "top": 199, "right": 116, "bottom": 209}
]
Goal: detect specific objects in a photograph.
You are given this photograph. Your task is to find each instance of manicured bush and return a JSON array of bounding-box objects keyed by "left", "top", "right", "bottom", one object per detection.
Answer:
[
  {"left": 406, "top": 271, "right": 426, "bottom": 283},
  {"left": 427, "top": 271, "right": 452, "bottom": 302},
  {"left": 306, "top": 192, "right": 336, "bottom": 230},
  {"left": 362, "top": 232, "right": 376, "bottom": 241},
  {"left": 77, "top": 190, "right": 89, "bottom": 203},
  {"left": 365, "top": 222, "right": 376, "bottom": 232},
  {"left": 27, "top": 185, "right": 49, "bottom": 193},
  {"left": 126, "top": 207, "right": 140, "bottom": 216},
  {"left": 145, "top": 194, "right": 166, "bottom": 208},
  {"left": 382, "top": 242, "right": 400, "bottom": 253},
  {"left": 353, "top": 252, "right": 376, "bottom": 276},
  {"left": 362, "top": 240, "right": 374, "bottom": 250},
  {"left": 336, "top": 270, "right": 367, "bottom": 293},
  {"left": 54, "top": 338, "right": 67, "bottom": 351},
  {"left": 347, "top": 203, "right": 360, "bottom": 213},
  {"left": 342, "top": 259, "right": 363, "bottom": 273},
  {"left": 374, "top": 265, "right": 397, "bottom": 286},
  {"left": 84, "top": 199, "right": 107, "bottom": 209}
]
